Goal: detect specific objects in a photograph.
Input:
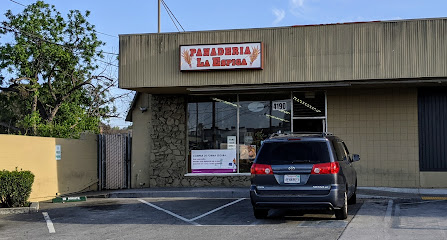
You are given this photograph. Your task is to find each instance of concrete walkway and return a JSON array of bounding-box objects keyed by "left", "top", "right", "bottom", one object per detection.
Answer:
[{"left": 339, "top": 198, "right": 447, "bottom": 240}]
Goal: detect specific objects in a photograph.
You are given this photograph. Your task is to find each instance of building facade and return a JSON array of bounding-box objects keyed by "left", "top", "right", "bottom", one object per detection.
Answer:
[{"left": 119, "top": 18, "right": 447, "bottom": 188}]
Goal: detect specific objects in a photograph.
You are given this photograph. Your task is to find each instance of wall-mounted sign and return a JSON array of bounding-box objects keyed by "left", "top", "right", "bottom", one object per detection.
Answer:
[
  {"left": 191, "top": 149, "right": 237, "bottom": 173},
  {"left": 272, "top": 101, "right": 287, "bottom": 111},
  {"left": 55, "top": 145, "right": 61, "bottom": 160},
  {"left": 180, "top": 42, "right": 263, "bottom": 71}
]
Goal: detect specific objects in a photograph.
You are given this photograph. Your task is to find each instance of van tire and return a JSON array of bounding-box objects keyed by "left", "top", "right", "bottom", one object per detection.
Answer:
[
  {"left": 254, "top": 208, "right": 269, "bottom": 219},
  {"left": 335, "top": 192, "right": 348, "bottom": 220},
  {"left": 348, "top": 181, "right": 357, "bottom": 205}
]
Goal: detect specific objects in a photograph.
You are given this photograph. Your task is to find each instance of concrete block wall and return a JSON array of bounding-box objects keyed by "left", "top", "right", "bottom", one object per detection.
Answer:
[
  {"left": 327, "top": 88, "right": 419, "bottom": 187},
  {"left": 0, "top": 134, "right": 97, "bottom": 201}
]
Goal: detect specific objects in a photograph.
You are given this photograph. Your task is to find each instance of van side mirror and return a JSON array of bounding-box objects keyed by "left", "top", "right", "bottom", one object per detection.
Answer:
[{"left": 352, "top": 154, "right": 360, "bottom": 162}]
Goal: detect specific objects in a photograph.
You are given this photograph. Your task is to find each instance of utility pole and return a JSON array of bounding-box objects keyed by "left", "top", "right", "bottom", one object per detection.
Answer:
[{"left": 158, "top": 0, "right": 161, "bottom": 33}]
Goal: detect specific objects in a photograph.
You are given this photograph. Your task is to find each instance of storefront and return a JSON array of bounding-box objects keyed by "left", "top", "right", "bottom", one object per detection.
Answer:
[{"left": 120, "top": 18, "right": 447, "bottom": 188}]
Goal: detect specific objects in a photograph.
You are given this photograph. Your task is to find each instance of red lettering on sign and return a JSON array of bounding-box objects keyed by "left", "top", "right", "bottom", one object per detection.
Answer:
[
  {"left": 226, "top": 59, "right": 232, "bottom": 66},
  {"left": 244, "top": 47, "right": 251, "bottom": 55},
  {"left": 197, "top": 48, "right": 203, "bottom": 56},
  {"left": 236, "top": 59, "right": 241, "bottom": 65},
  {"left": 225, "top": 47, "right": 231, "bottom": 55},
  {"left": 211, "top": 48, "right": 217, "bottom": 56},
  {"left": 232, "top": 47, "right": 239, "bottom": 55},
  {"left": 212, "top": 57, "right": 220, "bottom": 66},
  {"left": 197, "top": 58, "right": 204, "bottom": 67},
  {"left": 218, "top": 48, "right": 224, "bottom": 55},
  {"left": 204, "top": 60, "right": 210, "bottom": 67},
  {"left": 242, "top": 59, "right": 247, "bottom": 65},
  {"left": 190, "top": 48, "right": 196, "bottom": 56},
  {"left": 203, "top": 48, "right": 210, "bottom": 56},
  {"left": 240, "top": 47, "right": 243, "bottom": 55}
]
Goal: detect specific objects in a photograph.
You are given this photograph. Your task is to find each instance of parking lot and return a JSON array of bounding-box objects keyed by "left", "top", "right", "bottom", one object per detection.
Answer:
[{"left": 0, "top": 197, "right": 446, "bottom": 240}]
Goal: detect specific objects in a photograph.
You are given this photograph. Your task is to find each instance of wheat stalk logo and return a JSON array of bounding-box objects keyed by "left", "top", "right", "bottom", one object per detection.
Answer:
[
  {"left": 182, "top": 49, "right": 192, "bottom": 68},
  {"left": 249, "top": 46, "right": 260, "bottom": 66}
]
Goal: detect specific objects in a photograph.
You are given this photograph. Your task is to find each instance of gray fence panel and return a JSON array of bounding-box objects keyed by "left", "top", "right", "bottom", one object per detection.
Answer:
[{"left": 98, "top": 134, "right": 131, "bottom": 190}]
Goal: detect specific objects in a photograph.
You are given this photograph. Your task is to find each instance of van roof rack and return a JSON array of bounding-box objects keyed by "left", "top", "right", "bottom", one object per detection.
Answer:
[{"left": 269, "top": 132, "right": 333, "bottom": 139}]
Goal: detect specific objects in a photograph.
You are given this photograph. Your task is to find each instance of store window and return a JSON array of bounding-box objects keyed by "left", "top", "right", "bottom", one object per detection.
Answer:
[
  {"left": 188, "top": 95, "right": 237, "bottom": 151},
  {"left": 292, "top": 92, "right": 326, "bottom": 132},
  {"left": 187, "top": 93, "right": 291, "bottom": 174},
  {"left": 188, "top": 95, "right": 238, "bottom": 173},
  {"left": 239, "top": 93, "right": 291, "bottom": 172},
  {"left": 187, "top": 91, "right": 324, "bottom": 174}
]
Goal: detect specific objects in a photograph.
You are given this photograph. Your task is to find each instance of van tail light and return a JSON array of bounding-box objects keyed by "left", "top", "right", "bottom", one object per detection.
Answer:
[
  {"left": 311, "top": 162, "right": 340, "bottom": 174},
  {"left": 251, "top": 163, "right": 274, "bottom": 175}
]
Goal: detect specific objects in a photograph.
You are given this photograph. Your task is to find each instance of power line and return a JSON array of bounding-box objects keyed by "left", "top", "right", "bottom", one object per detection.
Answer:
[
  {"left": 7, "top": 0, "right": 119, "bottom": 40},
  {"left": 95, "top": 58, "right": 118, "bottom": 68},
  {"left": 97, "top": 31, "right": 119, "bottom": 39},
  {"left": 162, "top": 0, "right": 185, "bottom": 31},
  {"left": 0, "top": 25, "right": 118, "bottom": 56},
  {"left": 161, "top": 0, "right": 185, "bottom": 32},
  {"left": 102, "top": 51, "right": 119, "bottom": 56},
  {"left": 9, "top": 0, "right": 25, "bottom": 7},
  {"left": 161, "top": 0, "right": 180, "bottom": 32}
]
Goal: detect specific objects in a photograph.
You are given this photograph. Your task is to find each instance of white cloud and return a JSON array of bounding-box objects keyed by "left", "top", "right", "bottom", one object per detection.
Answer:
[
  {"left": 289, "top": 0, "right": 306, "bottom": 18},
  {"left": 290, "top": 0, "right": 305, "bottom": 8},
  {"left": 272, "top": 8, "right": 286, "bottom": 25}
]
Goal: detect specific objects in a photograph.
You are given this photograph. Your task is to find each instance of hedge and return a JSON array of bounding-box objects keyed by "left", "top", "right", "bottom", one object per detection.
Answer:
[{"left": 0, "top": 169, "right": 35, "bottom": 208}]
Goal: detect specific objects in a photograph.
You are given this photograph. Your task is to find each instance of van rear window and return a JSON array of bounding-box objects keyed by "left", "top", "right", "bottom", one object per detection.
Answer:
[{"left": 255, "top": 141, "right": 330, "bottom": 165}]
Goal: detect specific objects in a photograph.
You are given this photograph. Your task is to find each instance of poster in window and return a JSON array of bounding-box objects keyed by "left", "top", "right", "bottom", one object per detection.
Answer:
[
  {"left": 191, "top": 149, "right": 237, "bottom": 173},
  {"left": 240, "top": 145, "right": 256, "bottom": 160},
  {"left": 227, "top": 136, "right": 236, "bottom": 149}
]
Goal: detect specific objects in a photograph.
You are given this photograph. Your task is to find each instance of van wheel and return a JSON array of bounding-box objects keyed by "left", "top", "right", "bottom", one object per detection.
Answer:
[
  {"left": 253, "top": 208, "right": 269, "bottom": 219},
  {"left": 348, "top": 192, "right": 357, "bottom": 205},
  {"left": 335, "top": 192, "right": 348, "bottom": 220},
  {"left": 348, "top": 181, "right": 357, "bottom": 205}
]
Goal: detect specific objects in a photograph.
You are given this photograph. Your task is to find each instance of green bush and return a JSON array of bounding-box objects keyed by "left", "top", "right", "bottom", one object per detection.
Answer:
[{"left": 0, "top": 169, "right": 35, "bottom": 208}]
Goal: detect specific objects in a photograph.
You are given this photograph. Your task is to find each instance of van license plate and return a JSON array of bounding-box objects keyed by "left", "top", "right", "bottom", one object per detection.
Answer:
[{"left": 284, "top": 175, "right": 301, "bottom": 183}]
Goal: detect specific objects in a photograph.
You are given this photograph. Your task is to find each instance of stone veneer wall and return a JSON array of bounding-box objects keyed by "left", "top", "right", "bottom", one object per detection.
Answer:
[{"left": 148, "top": 94, "right": 250, "bottom": 187}]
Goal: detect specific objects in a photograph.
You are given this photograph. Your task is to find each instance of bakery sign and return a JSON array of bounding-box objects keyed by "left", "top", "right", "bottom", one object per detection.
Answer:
[{"left": 180, "top": 42, "right": 263, "bottom": 71}]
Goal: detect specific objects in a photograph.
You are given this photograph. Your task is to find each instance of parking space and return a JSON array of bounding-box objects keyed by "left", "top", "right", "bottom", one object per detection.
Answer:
[
  {"left": 8, "top": 198, "right": 447, "bottom": 239},
  {"left": 0, "top": 197, "right": 362, "bottom": 239}
]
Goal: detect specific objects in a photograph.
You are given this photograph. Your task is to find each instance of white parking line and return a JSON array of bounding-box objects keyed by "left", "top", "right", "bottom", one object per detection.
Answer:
[
  {"left": 189, "top": 198, "right": 246, "bottom": 221},
  {"left": 42, "top": 212, "right": 55, "bottom": 233},
  {"left": 138, "top": 199, "right": 201, "bottom": 226},
  {"left": 384, "top": 200, "right": 393, "bottom": 224},
  {"left": 138, "top": 198, "right": 247, "bottom": 226},
  {"left": 250, "top": 220, "right": 261, "bottom": 226}
]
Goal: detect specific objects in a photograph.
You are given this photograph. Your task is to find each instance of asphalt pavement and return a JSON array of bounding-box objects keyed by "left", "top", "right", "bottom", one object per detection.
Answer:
[{"left": 1, "top": 187, "right": 447, "bottom": 239}]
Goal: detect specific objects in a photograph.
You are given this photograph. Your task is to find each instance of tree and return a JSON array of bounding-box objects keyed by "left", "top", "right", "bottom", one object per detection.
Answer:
[{"left": 0, "top": 1, "right": 120, "bottom": 138}]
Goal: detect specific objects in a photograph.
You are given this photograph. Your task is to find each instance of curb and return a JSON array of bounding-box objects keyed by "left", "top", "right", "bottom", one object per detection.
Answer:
[
  {"left": 0, "top": 202, "right": 39, "bottom": 215},
  {"left": 358, "top": 187, "right": 447, "bottom": 195},
  {"left": 109, "top": 190, "right": 249, "bottom": 199},
  {"left": 77, "top": 187, "right": 447, "bottom": 200}
]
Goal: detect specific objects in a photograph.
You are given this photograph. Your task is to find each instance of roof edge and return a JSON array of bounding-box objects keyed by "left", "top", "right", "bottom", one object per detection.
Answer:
[
  {"left": 125, "top": 92, "right": 139, "bottom": 122},
  {"left": 118, "top": 17, "right": 447, "bottom": 37}
]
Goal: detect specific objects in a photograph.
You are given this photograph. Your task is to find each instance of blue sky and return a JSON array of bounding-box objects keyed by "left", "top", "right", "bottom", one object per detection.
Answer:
[{"left": 2, "top": 0, "right": 447, "bottom": 127}]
